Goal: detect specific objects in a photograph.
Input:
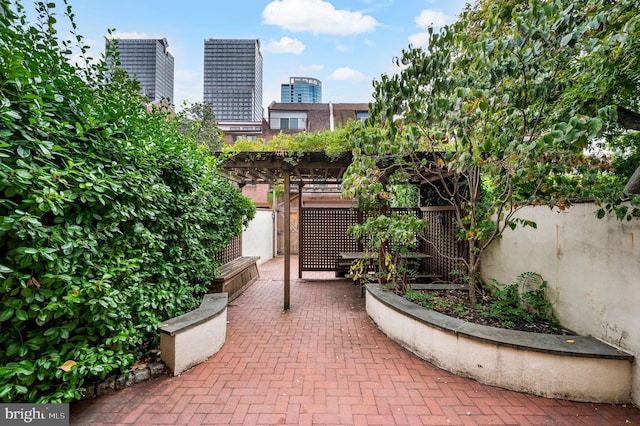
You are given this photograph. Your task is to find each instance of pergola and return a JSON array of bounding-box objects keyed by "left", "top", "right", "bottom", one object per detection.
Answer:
[{"left": 219, "top": 151, "right": 353, "bottom": 310}]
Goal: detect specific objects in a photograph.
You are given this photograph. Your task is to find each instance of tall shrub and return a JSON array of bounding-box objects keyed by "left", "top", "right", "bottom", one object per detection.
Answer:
[{"left": 0, "top": 1, "right": 254, "bottom": 402}]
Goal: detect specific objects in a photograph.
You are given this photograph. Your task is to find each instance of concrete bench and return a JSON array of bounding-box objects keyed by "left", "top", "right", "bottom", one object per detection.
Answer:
[
  {"left": 159, "top": 293, "right": 227, "bottom": 376},
  {"left": 210, "top": 256, "right": 260, "bottom": 301}
]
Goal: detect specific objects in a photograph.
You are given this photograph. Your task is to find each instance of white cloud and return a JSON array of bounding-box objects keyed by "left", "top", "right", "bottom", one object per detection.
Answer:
[
  {"left": 408, "top": 32, "right": 430, "bottom": 47},
  {"left": 328, "top": 67, "right": 366, "bottom": 82},
  {"left": 68, "top": 52, "right": 99, "bottom": 68},
  {"left": 415, "top": 10, "right": 451, "bottom": 29},
  {"left": 408, "top": 9, "right": 452, "bottom": 47},
  {"left": 264, "top": 36, "right": 306, "bottom": 54},
  {"left": 364, "top": 38, "right": 375, "bottom": 47},
  {"left": 336, "top": 44, "right": 349, "bottom": 52},
  {"left": 64, "top": 37, "right": 100, "bottom": 68},
  {"left": 262, "top": 0, "right": 379, "bottom": 35}
]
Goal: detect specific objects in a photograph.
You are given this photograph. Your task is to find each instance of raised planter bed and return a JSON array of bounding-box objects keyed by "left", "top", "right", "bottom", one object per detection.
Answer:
[{"left": 365, "top": 284, "right": 634, "bottom": 404}]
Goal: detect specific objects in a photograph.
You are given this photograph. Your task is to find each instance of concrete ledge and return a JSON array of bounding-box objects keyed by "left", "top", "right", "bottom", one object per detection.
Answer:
[
  {"left": 159, "top": 293, "right": 227, "bottom": 376},
  {"left": 365, "top": 284, "right": 634, "bottom": 403}
]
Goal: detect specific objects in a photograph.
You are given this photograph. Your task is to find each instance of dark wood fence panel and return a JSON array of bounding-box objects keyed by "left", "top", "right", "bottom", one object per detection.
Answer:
[
  {"left": 300, "top": 208, "right": 361, "bottom": 271},
  {"left": 299, "top": 208, "right": 426, "bottom": 273},
  {"left": 421, "top": 206, "right": 467, "bottom": 282},
  {"left": 297, "top": 206, "right": 467, "bottom": 279},
  {"left": 213, "top": 235, "right": 242, "bottom": 265}
]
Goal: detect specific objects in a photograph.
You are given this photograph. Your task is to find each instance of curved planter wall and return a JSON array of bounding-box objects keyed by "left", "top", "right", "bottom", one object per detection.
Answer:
[{"left": 365, "top": 284, "right": 633, "bottom": 404}]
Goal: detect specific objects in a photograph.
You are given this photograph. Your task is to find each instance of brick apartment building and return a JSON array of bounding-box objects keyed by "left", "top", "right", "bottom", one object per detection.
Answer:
[{"left": 220, "top": 101, "right": 369, "bottom": 145}]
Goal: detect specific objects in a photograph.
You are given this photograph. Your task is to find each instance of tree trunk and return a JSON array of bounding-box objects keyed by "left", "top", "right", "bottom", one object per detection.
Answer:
[
  {"left": 378, "top": 203, "right": 388, "bottom": 285},
  {"left": 467, "top": 166, "right": 480, "bottom": 308},
  {"left": 624, "top": 166, "right": 640, "bottom": 195},
  {"left": 468, "top": 241, "right": 478, "bottom": 307},
  {"left": 378, "top": 242, "right": 387, "bottom": 285}
]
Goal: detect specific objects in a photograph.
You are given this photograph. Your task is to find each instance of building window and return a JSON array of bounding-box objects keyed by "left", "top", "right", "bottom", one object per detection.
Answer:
[
  {"left": 280, "top": 118, "right": 301, "bottom": 130},
  {"left": 356, "top": 111, "right": 370, "bottom": 121},
  {"left": 271, "top": 111, "right": 307, "bottom": 130},
  {"left": 232, "top": 135, "right": 257, "bottom": 142}
]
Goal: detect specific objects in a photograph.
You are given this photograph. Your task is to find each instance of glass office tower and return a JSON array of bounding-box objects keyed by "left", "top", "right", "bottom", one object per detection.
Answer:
[
  {"left": 281, "top": 77, "right": 322, "bottom": 103},
  {"left": 106, "top": 38, "right": 174, "bottom": 104},
  {"left": 203, "top": 39, "right": 263, "bottom": 121}
]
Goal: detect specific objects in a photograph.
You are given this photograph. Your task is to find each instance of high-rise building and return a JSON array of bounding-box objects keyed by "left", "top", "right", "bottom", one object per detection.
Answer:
[
  {"left": 281, "top": 77, "right": 322, "bottom": 103},
  {"left": 203, "top": 39, "right": 263, "bottom": 121},
  {"left": 105, "top": 38, "right": 175, "bottom": 104}
]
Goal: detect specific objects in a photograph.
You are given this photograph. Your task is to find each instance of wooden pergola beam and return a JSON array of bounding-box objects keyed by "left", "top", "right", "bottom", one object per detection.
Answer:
[{"left": 283, "top": 166, "right": 291, "bottom": 311}]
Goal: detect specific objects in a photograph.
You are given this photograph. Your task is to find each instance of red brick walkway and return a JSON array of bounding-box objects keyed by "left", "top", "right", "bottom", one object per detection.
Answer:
[{"left": 71, "top": 256, "right": 640, "bottom": 425}]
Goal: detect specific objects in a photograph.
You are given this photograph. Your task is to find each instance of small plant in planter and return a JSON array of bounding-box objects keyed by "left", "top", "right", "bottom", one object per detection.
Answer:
[
  {"left": 403, "top": 272, "right": 564, "bottom": 334},
  {"left": 482, "top": 272, "right": 559, "bottom": 328},
  {"left": 349, "top": 211, "right": 428, "bottom": 294}
]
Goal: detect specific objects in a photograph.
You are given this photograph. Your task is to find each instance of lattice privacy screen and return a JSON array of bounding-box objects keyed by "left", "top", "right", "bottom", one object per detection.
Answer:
[
  {"left": 213, "top": 235, "right": 242, "bottom": 265},
  {"left": 300, "top": 208, "right": 361, "bottom": 271},
  {"left": 421, "top": 207, "right": 467, "bottom": 282},
  {"left": 299, "top": 208, "right": 435, "bottom": 273}
]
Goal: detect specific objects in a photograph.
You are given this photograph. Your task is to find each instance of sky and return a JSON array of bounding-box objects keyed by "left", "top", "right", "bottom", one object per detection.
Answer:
[{"left": 26, "top": 0, "right": 469, "bottom": 113}]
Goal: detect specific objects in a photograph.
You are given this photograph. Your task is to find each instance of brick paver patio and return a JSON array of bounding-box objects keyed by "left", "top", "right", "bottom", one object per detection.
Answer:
[{"left": 71, "top": 256, "right": 640, "bottom": 425}]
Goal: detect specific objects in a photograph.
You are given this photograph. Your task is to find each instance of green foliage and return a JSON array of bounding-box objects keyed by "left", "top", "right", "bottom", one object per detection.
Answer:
[
  {"left": 390, "top": 185, "right": 419, "bottom": 208},
  {"left": 403, "top": 288, "right": 453, "bottom": 311},
  {"left": 349, "top": 210, "right": 428, "bottom": 291},
  {"left": 403, "top": 273, "right": 559, "bottom": 330},
  {"left": 222, "top": 122, "right": 354, "bottom": 158},
  {"left": 482, "top": 274, "right": 558, "bottom": 329},
  {"left": 404, "top": 288, "right": 435, "bottom": 309},
  {"left": 176, "top": 101, "right": 224, "bottom": 153},
  {"left": 343, "top": 0, "right": 640, "bottom": 306},
  {"left": 0, "top": 1, "right": 254, "bottom": 402},
  {"left": 608, "top": 132, "right": 640, "bottom": 184},
  {"left": 340, "top": 122, "right": 429, "bottom": 290}
]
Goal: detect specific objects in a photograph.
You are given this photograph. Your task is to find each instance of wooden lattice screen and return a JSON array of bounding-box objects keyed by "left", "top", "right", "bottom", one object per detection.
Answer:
[
  {"left": 300, "top": 208, "right": 361, "bottom": 271},
  {"left": 421, "top": 206, "right": 467, "bottom": 282},
  {"left": 213, "top": 235, "right": 242, "bottom": 265},
  {"left": 299, "top": 207, "right": 466, "bottom": 278},
  {"left": 299, "top": 208, "right": 426, "bottom": 273}
]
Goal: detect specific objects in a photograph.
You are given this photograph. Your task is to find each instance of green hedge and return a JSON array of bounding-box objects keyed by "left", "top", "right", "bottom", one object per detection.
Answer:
[{"left": 0, "top": 1, "right": 255, "bottom": 402}]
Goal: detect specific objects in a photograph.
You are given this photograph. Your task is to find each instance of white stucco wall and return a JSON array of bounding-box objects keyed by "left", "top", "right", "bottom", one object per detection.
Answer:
[
  {"left": 242, "top": 209, "right": 274, "bottom": 265},
  {"left": 481, "top": 203, "right": 640, "bottom": 406}
]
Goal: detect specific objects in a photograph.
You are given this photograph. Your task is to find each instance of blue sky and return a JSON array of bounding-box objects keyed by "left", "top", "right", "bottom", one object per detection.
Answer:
[{"left": 30, "top": 0, "right": 469, "bottom": 112}]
